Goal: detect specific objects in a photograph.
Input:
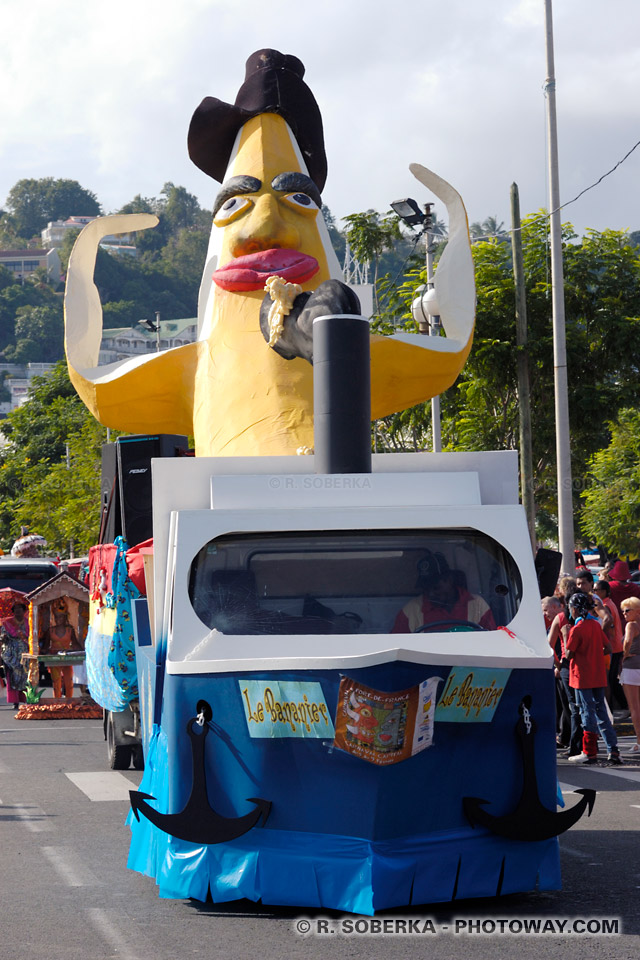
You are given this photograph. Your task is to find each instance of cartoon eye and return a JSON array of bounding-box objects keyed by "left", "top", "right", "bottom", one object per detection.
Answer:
[
  {"left": 214, "top": 196, "right": 252, "bottom": 226},
  {"left": 281, "top": 193, "right": 319, "bottom": 215}
]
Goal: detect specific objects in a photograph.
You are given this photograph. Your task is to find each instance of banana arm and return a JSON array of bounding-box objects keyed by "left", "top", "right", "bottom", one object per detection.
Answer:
[
  {"left": 64, "top": 214, "right": 196, "bottom": 433},
  {"left": 370, "top": 164, "right": 475, "bottom": 418}
]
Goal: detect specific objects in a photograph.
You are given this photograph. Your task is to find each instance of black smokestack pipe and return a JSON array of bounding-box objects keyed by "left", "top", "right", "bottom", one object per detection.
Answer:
[{"left": 313, "top": 314, "right": 372, "bottom": 474}]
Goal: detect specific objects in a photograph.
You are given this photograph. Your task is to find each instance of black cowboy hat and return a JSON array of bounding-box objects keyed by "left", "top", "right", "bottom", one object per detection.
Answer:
[{"left": 188, "top": 49, "right": 327, "bottom": 192}]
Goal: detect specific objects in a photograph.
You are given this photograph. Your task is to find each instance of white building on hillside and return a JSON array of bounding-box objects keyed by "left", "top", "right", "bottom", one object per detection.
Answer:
[
  {"left": 41, "top": 218, "right": 136, "bottom": 257},
  {"left": 99, "top": 318, "right": 197, "bottom": 364}
]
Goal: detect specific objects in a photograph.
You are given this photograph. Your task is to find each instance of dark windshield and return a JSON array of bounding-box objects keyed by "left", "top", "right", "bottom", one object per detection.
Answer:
[
  {"left": 0, "top": 563, "right": 58, "bottom": 594},
  {"left": 188, "top": 529, "right": 522, "bottom": 635}
]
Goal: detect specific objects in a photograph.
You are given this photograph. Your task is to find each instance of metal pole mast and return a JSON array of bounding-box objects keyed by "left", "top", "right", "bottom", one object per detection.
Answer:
[
  {"left": 425, "top": 230, "right": 442, "bottom": 452},
  {"left": 510, "top": 183, "right": 536, "bottom": 551},
  {"left": 544, "top": 0, "right": 575, "bottom": 572}
]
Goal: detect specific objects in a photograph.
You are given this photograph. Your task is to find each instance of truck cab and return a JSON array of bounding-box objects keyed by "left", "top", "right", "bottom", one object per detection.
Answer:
[{"left": 128, "top": 450, "right": 565, "bottom": 913}]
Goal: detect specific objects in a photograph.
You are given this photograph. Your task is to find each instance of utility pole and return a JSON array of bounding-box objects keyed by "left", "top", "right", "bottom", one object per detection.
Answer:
[
  {"left": 544, "top": 0, "right": 575, "bottom": 572},
  {"left": 66, "top": 442, "right": 74, "bottom": 559},
  {"left": 510, "top": 183, "right": 536, "bottom": 551}
]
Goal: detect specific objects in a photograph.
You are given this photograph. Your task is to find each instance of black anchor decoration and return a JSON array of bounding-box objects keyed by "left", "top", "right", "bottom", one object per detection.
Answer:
[
  {"left": 130, "top": 701, "right": 271, "bottom": 844},
  {"left": 463, "top": 696, "right": 596, "bottom": 842}
]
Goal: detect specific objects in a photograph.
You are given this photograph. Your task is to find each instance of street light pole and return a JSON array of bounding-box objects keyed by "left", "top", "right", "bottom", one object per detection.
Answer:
[
  {"left": 389, "top": 196, "right": 443, "bottom": 454},
  {"left": 425, "top": 226, "right": 442, "bottom": 453},
  {"left": 544, "top": 0, "right": 575, "bottom": 573}
]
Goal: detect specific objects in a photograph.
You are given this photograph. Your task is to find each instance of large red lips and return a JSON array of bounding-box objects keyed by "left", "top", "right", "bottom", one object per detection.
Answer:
[{"left": 212, "top": 249, "right": 319, "bottom": 292}]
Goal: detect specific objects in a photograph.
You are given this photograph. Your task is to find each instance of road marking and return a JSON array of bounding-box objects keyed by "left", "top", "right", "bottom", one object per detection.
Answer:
[
  {"left": 41, "top": 846, "right": 101, "bottom": 887},
  {"left": 558, "top": 781, "right": 580, "bottom": 793},
  {"left": 87, "top": 909, "right": 141, "bottom": 960},
  {"left": 14, "top": 803, "right": 51, "bottom": 832},
  {"left": 560, "top": 763, "right": 640, "bottom": 784},
  {"left": 559, "top": 845, "right": 592, "bottom": 860},
  {"left": 587, "top": 767, "right": 640, "bottom": 785},
  {"left": 0, "top": 724, "right": 100, "bottom": 733},
  {"left": 66, "top": 771, "right": 136, "bottom": 801}
]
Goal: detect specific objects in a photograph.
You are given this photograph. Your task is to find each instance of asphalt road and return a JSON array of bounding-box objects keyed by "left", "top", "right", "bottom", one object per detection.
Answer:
[{"left": 1, "top": 699, "right": 638, "bottom": 960}]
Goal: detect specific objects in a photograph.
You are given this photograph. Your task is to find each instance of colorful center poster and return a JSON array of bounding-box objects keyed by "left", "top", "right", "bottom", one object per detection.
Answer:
[{"left": 334, "top": 676, "right": 442, "bottom": 765}]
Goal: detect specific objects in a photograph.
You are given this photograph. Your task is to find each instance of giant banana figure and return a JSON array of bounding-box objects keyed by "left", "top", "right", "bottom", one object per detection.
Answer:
[{"left": 64, "top": 49, "right": 475, "bottom": 457}]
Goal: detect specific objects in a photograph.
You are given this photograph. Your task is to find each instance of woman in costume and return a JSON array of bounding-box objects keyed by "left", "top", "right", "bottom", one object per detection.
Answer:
[
  {"left": 42, "top": 599, "right": 81, "bottom": 699},
  {"left": 0, "top": 601, "right": 30, "bottom": 708}
]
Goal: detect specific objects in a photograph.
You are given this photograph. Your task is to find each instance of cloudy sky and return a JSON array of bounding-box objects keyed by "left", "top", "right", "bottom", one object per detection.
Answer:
[{"left": 2, "top": 0, "right": 639, "bottom": 239}]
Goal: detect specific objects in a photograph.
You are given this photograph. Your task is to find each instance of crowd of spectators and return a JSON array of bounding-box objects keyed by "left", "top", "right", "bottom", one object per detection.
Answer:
[{"left": 545, "top": 558, "right": 640, "bottom": 765}]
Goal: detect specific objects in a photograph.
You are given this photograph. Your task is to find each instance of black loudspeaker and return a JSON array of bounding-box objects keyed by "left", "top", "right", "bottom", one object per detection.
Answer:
[
  {"left": 101, "top": 434, "right": 188, "bottom": 547},
  {"left": 100, "top": 443, "right": 122, "bottom": 544},
  {"left": 534, "top": 547, "right": 564, "bottom": 598}
]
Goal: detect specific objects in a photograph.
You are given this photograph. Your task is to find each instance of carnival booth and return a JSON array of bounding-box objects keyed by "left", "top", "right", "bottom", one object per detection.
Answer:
[{"left": 21, "top": 571, "right": 96, "bottom": 717}]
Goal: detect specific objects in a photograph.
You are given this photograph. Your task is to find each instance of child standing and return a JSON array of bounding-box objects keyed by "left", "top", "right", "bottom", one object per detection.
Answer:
[{"left": 566, "top": 591, "right": 621, "bottom": 765}]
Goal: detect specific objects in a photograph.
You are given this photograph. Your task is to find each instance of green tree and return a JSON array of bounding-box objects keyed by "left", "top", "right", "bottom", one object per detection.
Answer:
[
  {"left": 445, "top": 220, "right": 640, "bottom": 534},
  {"left": 3, "top": 303, "right": 64, "bottom": 363},
  {"left": 160, "top": 182, "right": 209, "bottom": 233},
  {"left": 0, "top": 364, "right": 106, "bottom": 553},
  {"left": 0, "top": 264, "right": 15, "bottom": 292},
  {"left": 58, "top": 228, "right": 81, "bottom": 273},
  {"left": 155, "top": 228, "right": 209, "bottom": 291},
  {"left": 581, "top": 408, "right": 640, "bottom": 555},
  {"left": 15, "top": 418, "right": 106, "bottom": 555},
  {"left": 0, "top": 212, "right": 27, "bottom": 248},
  {"left": 102, "top": 300, "right": 140, "bottom": 328},
  {"left": 322, "top": 204, "right": 346, "bottom": 264},
  {"left": 116, "top": 194, "right": 156, "bottom": 216},
  {"left": 368, "top": 213, "right": 640, "bottom": 542},
  {"left": 470, "top": 216, "right": 507, "bottom": 241},
  {"left": 5, "top": 178, "right": 101, "bottom": 238},
  {"left": 0, "top": 371, "right": 10, "bottom": 403},
  {"left": 342, "top": 210, "right": 402, "bottom": 310},
  {"left": 0, "top": 274, "right": 62, "bottom": 356}
]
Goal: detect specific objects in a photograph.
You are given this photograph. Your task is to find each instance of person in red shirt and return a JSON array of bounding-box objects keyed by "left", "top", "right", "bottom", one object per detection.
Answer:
[
  {"left": 604, "top": 560, "right": 640, "bottom": 617},
  {"left": 566, "top": 592, "right": 621, "bottom": 765},
  {"left": 392, "top": 550, "right": 496, "bottom": 634},
  {"left": 593, "top": 578, "right": 627, "bottom": 714}
]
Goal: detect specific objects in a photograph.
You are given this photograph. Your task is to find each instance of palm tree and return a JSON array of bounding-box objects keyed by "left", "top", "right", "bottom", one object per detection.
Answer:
[
  {"left": 482, "top": 216, "right": 506, "bottom": 238},
  {"left": 470, "top": 216, "right": 507, "bottom": 242}
]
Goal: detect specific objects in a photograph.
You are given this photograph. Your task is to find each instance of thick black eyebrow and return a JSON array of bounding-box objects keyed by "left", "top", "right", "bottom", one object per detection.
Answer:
[
  {"left": 213, "top": 176, "right": 262, "bottom": 216},
  {"left": 271, "top": 172, "right": 322, "bottom": 209}
]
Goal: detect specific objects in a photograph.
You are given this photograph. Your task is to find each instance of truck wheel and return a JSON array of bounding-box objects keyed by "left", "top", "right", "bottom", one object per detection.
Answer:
[
  {"left": 107, "top": 715, "right": 132, "bottom": 770},
  {"left": 132, "top": 746, "right": 145, "bottom": 771}
]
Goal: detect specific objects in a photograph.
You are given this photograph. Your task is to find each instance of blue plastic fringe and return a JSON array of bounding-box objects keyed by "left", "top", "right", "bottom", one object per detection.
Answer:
[{"left": 127, "top": 726, "right": 561, "bottom": 915}]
